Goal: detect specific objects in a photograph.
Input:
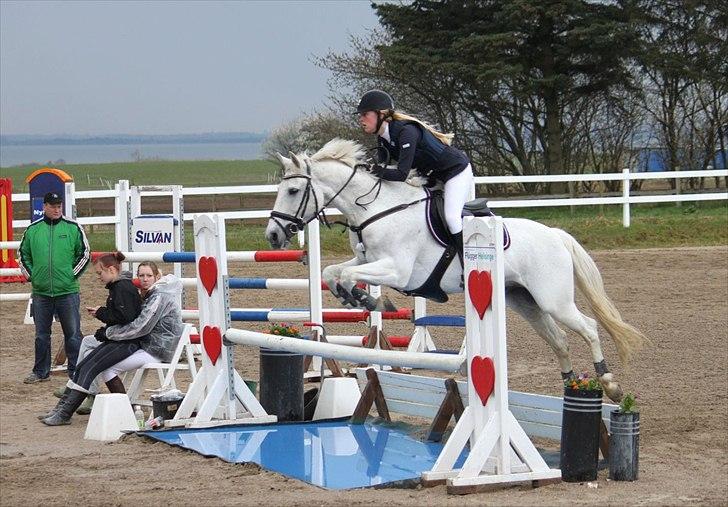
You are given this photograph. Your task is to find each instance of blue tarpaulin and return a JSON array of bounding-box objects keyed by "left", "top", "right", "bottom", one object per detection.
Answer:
[{"left": 141, "top": 419, "right": 467, "bottom": 490}]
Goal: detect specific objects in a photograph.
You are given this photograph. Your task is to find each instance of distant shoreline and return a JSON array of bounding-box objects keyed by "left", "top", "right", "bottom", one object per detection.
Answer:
[{"left": 1, "top": 132, "right": 267, "bottom": 146}]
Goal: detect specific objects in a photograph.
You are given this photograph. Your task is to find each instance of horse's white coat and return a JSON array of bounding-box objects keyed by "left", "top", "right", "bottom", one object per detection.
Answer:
[{"left": 265, "top": 139, "right": 647, "bottom": 401}]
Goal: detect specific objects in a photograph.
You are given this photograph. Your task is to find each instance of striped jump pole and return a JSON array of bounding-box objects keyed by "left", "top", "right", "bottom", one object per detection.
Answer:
[
  {"left": 90, "top": 249, "right": 306, "bottom": 263},
  {"left": 172, "top": 277, "right": 363, "bottom": 291},
  {"left": 180, "top": 308, "right": 413, "bottom": 322}
]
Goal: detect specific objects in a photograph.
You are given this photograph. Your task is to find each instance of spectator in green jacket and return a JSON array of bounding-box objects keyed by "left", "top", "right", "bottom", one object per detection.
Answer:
[{"left": 18, "top": 192, "right": 90, "bottom": 383}]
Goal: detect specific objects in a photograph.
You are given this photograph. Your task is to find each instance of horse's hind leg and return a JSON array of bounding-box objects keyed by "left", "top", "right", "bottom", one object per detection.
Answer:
[
  {"left": 540, "top": 297, "right": 623, "bottom": 402},
  {"left": 507, "top": 287, "right": 574, "bottom": 379}
]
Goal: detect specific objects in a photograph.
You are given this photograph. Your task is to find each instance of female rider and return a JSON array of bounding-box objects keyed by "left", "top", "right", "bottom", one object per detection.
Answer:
[{"left": 355, "top": 89, "right": 474, "bottom": 266}]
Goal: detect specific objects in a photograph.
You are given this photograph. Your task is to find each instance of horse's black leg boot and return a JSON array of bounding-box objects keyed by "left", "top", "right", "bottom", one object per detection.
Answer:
[{"left": 41, "top": 389, "right": 86, "bottom": 426}]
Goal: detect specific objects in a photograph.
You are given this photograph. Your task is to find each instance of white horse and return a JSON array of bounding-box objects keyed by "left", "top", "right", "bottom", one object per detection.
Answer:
[{"left": 265, "top": 139, "right": 647, "bottom": 402}]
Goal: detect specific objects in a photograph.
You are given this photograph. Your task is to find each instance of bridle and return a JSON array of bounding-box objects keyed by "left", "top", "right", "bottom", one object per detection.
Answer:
[
  {"left": 269, "top": 148, "right": 431, "bottom": 252},
  {"left": 269, "top": 159, "right": 365, "bottom": 242}
]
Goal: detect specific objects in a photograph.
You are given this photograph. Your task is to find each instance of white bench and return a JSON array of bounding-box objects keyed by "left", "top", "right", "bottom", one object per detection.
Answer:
[{"left": 352, "top": 368, "right": 617, "bottom": 445}]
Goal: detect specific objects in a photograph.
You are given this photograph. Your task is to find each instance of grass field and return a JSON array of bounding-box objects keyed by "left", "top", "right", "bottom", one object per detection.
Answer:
[{"left": 3, "top": 159, "right": 278, "bottom": 191}]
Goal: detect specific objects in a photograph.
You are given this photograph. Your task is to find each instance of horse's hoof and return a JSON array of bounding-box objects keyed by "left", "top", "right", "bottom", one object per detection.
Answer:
[{"left": 598, "top": 373, "right": 623, "bottom": 402}]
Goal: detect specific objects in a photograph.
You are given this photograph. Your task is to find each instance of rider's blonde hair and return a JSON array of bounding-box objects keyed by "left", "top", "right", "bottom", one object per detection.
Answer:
[{"left": 385, "top": 111, "right": 454, "bottom": 146}]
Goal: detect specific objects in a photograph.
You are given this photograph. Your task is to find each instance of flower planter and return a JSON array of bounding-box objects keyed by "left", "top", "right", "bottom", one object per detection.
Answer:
[
  {"left": 259, "top": 342, "right": 304, "bottom": 422},
  {"left": 560, "top": 388, "right": 603, "bottom": 482},
  {"left": 609, "top": 410, "right": 640, "bottom": 481}
]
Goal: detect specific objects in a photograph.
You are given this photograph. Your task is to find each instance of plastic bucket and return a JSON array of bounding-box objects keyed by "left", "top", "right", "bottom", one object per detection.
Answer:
[
  {"left": 560, "top": 388, "right": 603, "bottom": 482},
  {"left": 259, "top": 347, "right": 304, "bottom": 422},
  {"left": 150, "top": 395, "right": 184, "bottom": 420},
  {"left": 609, "top": 411, "right": 640, "bottom": 481}
]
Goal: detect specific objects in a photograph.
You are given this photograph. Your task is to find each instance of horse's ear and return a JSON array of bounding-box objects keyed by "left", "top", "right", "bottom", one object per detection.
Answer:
[
  {"left": 275, "top": 152, "right": 290, "bottom": 166},
  {"left": 289, "top": 151, "right": 302, "bottom": 169}
]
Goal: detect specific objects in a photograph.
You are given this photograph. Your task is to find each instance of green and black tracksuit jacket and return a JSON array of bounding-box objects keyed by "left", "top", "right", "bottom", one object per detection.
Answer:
[{"left": 18, "top": 215, "right": 91, "bottom": 297}]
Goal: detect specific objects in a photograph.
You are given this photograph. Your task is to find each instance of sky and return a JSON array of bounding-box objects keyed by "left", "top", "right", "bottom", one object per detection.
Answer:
[{"left": 0, "top": 0, "right": 380, "bottom": 136}]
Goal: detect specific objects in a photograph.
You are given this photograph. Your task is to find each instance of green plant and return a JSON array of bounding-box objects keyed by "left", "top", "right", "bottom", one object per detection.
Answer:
[
  {"left": 618, "top": 393, "right": 638, "bottom": 413},
  {"left": 268, "top": 323, "right": 301, "bottom": 338},
  {"left": 564, "top": 372, "right": 602, "bottom": 391}
]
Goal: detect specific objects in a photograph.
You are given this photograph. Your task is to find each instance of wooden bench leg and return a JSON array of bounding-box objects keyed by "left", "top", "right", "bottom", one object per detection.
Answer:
[
  {"left": 350, "top": 368, "right": 390, "bottom": 424},
  {"left": 427, "top": 378, "right": 464, "bottom": 441}
]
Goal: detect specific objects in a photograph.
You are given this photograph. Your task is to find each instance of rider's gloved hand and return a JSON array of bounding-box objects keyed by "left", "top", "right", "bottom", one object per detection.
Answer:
[{"left": 370, "top": 164, "right": 387, "bottom": 178}]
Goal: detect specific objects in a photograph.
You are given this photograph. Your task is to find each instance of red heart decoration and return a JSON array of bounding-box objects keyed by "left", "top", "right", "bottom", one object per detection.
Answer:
[
  {"left": 202, "top": 325, "right": 222, "bottom": 365},
  {"left": 471, "top": 356, "right": 495, "bottom": 405},
  {"left": 468, "top": 270, "right": 493, "bottom": 320},
  {"left": 198, "top": 257, "right": 218, "bottom": 297}
]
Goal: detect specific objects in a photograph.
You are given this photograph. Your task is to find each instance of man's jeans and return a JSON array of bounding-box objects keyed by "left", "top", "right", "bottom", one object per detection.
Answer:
[{"left": 31, "top": 293, "right": 81, "bottom": 379}]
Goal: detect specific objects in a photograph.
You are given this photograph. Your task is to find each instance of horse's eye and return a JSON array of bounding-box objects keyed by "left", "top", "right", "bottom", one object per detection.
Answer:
[{"left": 288, "top": 188, "right": 300, "bottom": 195}]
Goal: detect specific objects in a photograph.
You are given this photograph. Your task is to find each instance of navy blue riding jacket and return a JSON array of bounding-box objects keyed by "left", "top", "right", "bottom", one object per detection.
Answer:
[{"left": 377, "top": 120, "right": 470, "bottom": 183}]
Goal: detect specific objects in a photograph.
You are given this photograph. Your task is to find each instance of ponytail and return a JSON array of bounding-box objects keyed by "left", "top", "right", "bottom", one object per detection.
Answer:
[
  {"left": 390, "top": 111, "right": 454, "bottom": 146},
  {"left": 94, "top": 251, "right": 126, "bottom": 269}
]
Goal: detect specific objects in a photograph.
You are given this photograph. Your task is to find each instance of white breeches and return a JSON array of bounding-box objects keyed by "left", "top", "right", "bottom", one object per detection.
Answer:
[
  {"left": 443, "top": 164, "right": 475, "bottom": 234},
  {"left": 99, "top": 349, "right": 158, "bottom": 383}
]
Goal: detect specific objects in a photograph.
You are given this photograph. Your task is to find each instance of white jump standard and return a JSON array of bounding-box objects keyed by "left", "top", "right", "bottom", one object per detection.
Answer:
[{"left": 421, "top": 216, "right": 561, "bottom": 492}]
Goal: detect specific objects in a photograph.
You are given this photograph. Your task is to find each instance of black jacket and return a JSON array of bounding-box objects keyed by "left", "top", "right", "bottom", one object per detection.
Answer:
[
  {"left": 96, "top": 275, "right": 143, "bottom": 327},
  {"left": 377, "top": 120, "right": 469, "bottom": 183}
]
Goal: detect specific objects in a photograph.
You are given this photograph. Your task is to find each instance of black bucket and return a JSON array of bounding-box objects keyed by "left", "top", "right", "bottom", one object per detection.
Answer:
[
  {"left": 259, "top": 348, "right": 304, "bottom": 422},
  {"left": 303, "top": 388, "right": 319, "bottom": 421},
  {"left": 609, "top": 411, "right": 640, "bottom": 481},
  {"left": 560, "top": 388, "right": 603, "bottom": 482},
  {"left": 151, "top": 395, "right": 184, "bottom": 420}
]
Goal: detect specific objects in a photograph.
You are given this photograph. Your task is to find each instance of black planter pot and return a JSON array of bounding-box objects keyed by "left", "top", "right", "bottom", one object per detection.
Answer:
[
  {"left": 560, "top": 388, "right": 603, "bottom": 482},
  {"left": 609, "top": 410, "right": 640, "bottom": 481},
  {"left": 259, "top": 346, "right": 304, "bottom": 422}
]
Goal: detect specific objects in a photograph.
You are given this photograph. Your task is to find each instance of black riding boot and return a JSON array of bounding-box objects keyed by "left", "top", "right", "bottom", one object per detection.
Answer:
[
  {"left": 105, "top": 376, "right": 126, "bottom": 394},
  {"left": 38, "top": 387, "right": 71, "bottom": 420},
  {"left": 452, "top": 231, "right": 464, "bottom": 287},
  {"left": 41, "top": 389, "right": 87, "bottom": 426}
]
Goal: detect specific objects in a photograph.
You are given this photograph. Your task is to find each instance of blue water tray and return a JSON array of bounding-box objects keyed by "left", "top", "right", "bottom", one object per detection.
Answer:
[{"left": 141, "top": 419, "right": 467, "bottom": 490}]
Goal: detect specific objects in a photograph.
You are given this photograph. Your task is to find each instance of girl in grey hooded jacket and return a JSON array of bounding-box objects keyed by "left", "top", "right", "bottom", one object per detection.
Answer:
[{"left": 99, "top": 274, "right": 185, "bottom": 380}]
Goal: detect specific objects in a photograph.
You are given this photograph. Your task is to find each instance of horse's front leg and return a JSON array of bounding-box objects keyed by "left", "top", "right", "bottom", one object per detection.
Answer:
[
  {"left": 338, "top": 258, "right": 406, "bottom": 312},
  {"left": 322, "top": 257, "right": 364, "bottom": 308}
]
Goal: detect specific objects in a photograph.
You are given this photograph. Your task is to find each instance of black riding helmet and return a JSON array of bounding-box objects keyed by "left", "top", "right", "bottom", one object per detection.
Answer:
[{"left": 355, "top": 90, "right": 394, "bottom": 114}]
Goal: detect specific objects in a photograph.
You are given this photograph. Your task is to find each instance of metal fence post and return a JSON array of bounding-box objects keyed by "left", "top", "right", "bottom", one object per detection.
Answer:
[{"left": 622, "top": 169, "right": 631, "bottom": 228}]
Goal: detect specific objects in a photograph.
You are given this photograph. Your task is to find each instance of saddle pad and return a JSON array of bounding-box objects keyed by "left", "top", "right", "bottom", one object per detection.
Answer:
[{"left": 425, "top": 189, "right": 511, "bottom": 250}]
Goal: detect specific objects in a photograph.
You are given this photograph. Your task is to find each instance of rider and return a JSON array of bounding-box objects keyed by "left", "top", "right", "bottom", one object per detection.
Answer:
[{"left": 355, "top": 89, "right": 474, "bottom": 266}]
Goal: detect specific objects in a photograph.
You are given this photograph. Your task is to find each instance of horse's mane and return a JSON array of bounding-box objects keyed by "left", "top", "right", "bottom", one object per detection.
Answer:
[{"left": 309, "top": 138, "right": 367, "bottom": 168}]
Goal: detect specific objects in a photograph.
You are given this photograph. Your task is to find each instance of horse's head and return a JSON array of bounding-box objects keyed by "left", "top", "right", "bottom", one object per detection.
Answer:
[{"left": 265, "top": 139, "right": 368, "bottom": 249}]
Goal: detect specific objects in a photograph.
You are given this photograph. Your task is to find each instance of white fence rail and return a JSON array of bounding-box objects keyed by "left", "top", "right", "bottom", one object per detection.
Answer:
[{"left": 10, "top": 169, "right": 727, "bottom": 229}]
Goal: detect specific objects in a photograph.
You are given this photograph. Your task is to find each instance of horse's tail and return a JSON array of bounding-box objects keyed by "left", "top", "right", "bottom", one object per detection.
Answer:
[{"left": 555, "top": 229, "right": 648, "bottom": 364}]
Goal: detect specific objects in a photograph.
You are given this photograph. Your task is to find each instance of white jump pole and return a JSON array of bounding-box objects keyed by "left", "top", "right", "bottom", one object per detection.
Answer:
[
  {"left": 224, "top": 328, "right": 463, "bottom": 372},
  {"left": 422, "top": 215, "right": 561, "bottom": 492}
]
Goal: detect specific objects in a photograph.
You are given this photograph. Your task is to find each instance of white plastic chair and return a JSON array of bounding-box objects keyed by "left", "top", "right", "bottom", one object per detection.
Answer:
[{"left": 126, "top": 324, "right": 199, "bottom": 405}]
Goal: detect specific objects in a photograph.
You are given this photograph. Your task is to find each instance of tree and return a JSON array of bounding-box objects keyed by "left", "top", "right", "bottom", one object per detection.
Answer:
[
  {"left": 372, "top": 0, "right": 640, "bottom": 177},
  {"left": 635, "top": 0, "right": 727, "bottom": 185}
]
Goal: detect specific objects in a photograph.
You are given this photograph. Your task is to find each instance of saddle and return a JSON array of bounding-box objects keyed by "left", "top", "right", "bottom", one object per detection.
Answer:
[{"left": 397, "top": 189, "right": 510, "bottom": 303}]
